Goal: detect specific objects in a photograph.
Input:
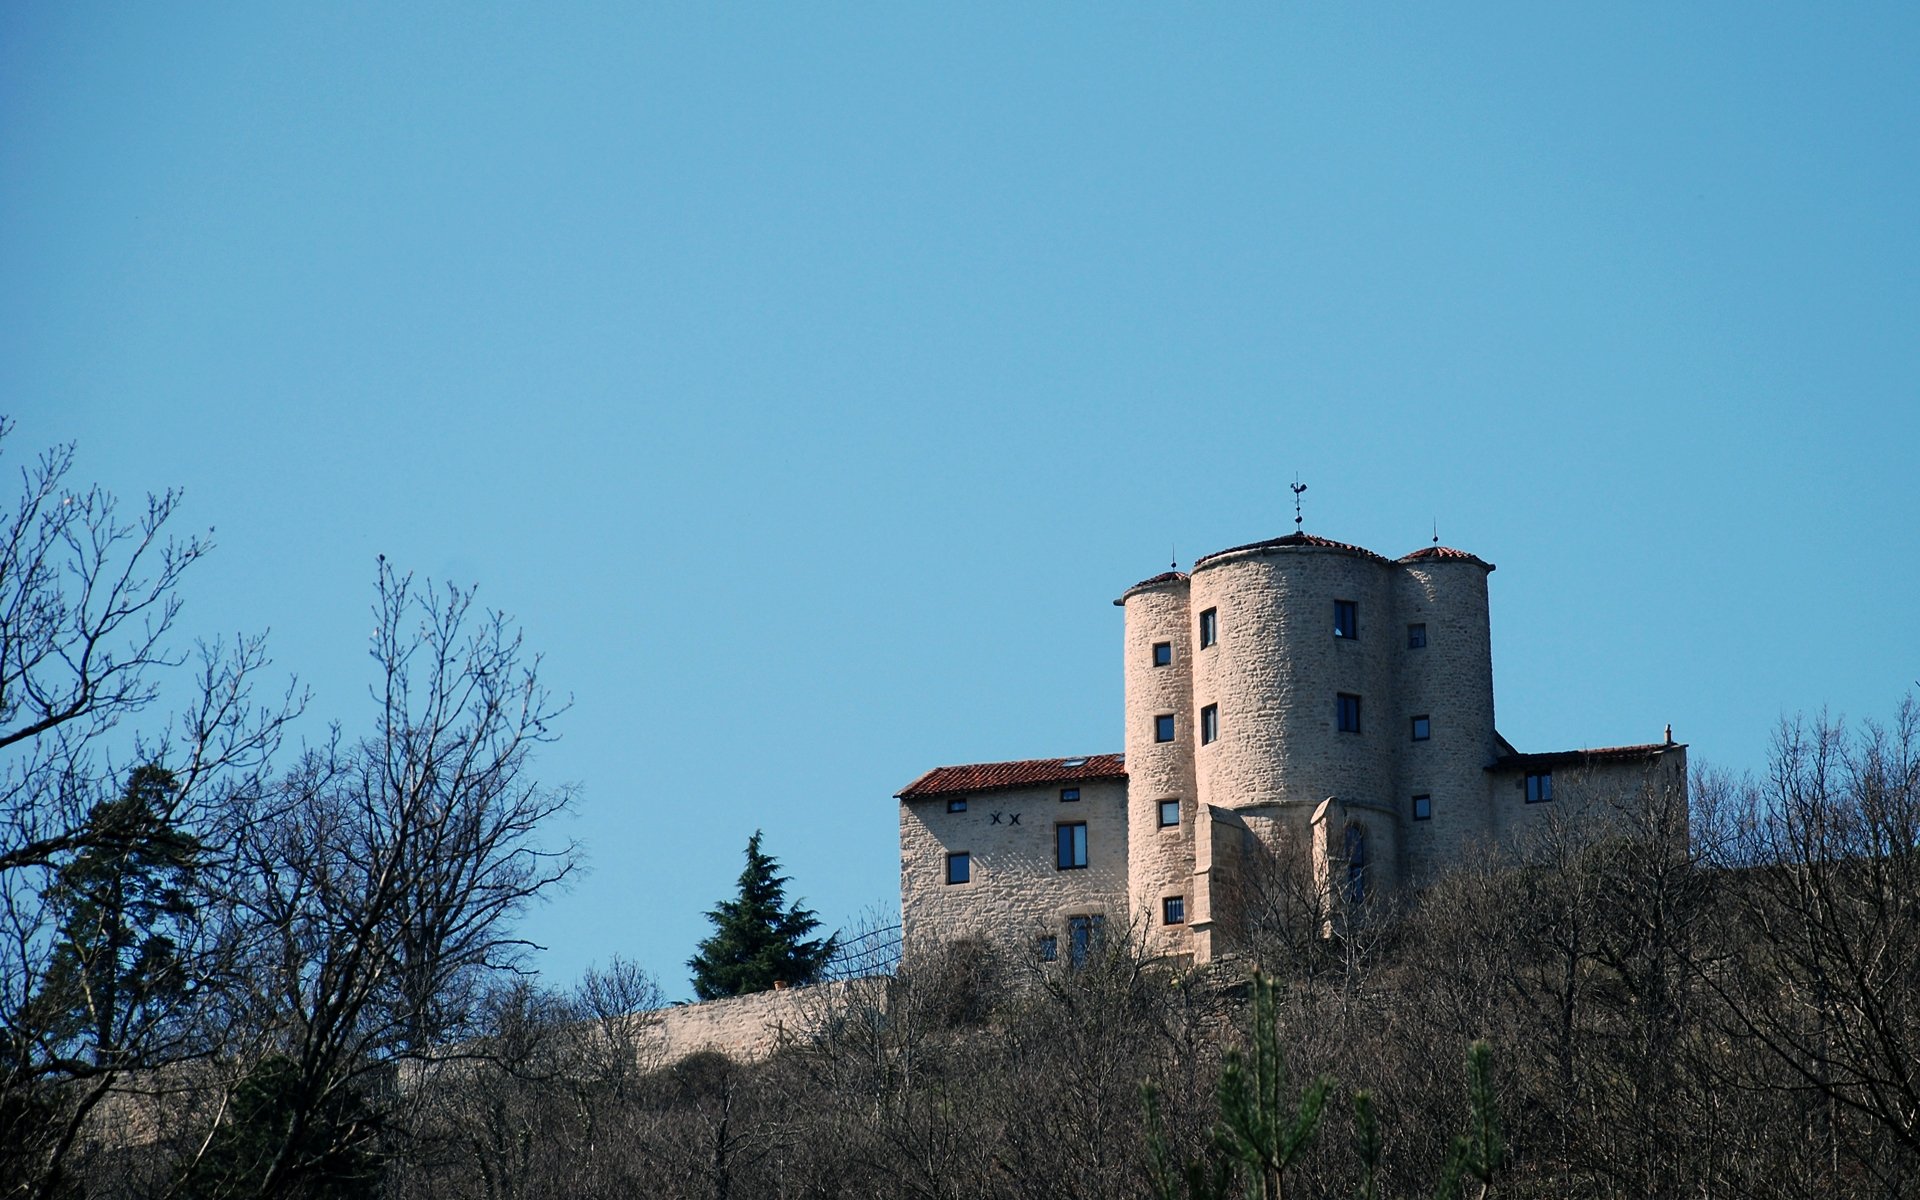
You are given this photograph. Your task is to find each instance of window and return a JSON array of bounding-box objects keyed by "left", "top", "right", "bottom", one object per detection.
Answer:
[
  {"left": 1334, "top": 599, "right": 1358, "bottom": 639},
  {"left": 1337, "top": 693, "right": 1362, "bottom": 734},
  {"left": 1154, "top": 713, "right": 1176, "bottom": 742},
  {"left": 1411, "top": 715, "right": 1431, "bottom": 741},
  {"left": 1407, "top": 623, "right": 1427, "bottom": 649},
  {"left": 946, "top": 852, "right": 970, "bottom": 885},
  {"left": 1199, "top": 607, "right": 1217, "bottom": 649},
  {"left": 946, "top": 798, "right": 967, "bottom": 813},
  {"left": 1152, "top": 641, "right": 1173, "bottom": 667},
  {"left": 1526, "top": 771, "right": 1554, "bottom": 804},
  {"left": 1412, "top": 794, "right": 1432, "bottom": 821},
  {"left": 1067, "top": 914, "right": 1105, "bottom": 968},
  {"left": 1038, "top": 935, "right": 1058, "bottom": 962},
  {"left": 1158, "top": 799, "right": 1181, "bottom": 828},
  {"left": 1200, "top": 703, "right": 1219, "bottom": 745},
  {"left": 1060, "top": 787, "right": 1080, "bottom": 802},
  {"left": 1345, "top": 824, "right": 1367, "bottom": 905},
  {"left": 1163, "top": 896, "right": 1186, "bottom": 925},
  {"left": 1056, "top": 822, "right": 1088, "bottom": 870}
]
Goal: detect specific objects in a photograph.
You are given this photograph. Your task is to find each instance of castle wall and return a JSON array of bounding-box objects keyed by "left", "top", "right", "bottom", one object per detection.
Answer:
[
  {"left": 1492, "top": 748, "right": 1688, "bottom": 851},
  {"left": 899, "top": 779, "right": 1129, "bottom": 961}
]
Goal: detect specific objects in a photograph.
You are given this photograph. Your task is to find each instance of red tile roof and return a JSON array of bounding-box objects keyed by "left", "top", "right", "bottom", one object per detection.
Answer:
[
  {"left": 1193, "top": 531, "right": 1393, "bottom": 570},
  {"left": 898, "top": 753, "right": 1127, "bottom": 799},
  {"left": 1490, "top": 742, "right": 1686, "bottom": 770},
  {"left": 1399, "top": 545, "right": 1495, "bottom": 570},
  {"left": 1114, "top": 570, "right": 1189, "bottom": 605}
]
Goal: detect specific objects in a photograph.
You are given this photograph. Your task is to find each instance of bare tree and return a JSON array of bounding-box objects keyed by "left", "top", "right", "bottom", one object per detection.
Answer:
[
  {"left": 0, "top": 425, "right": 294, "bottom": 1199},
  {"left": 188, "top": 561, "right": 578, "bottom": 1198}
]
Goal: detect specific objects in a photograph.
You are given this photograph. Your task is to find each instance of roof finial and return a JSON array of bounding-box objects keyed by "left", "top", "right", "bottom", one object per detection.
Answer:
[
  {"left": 1290, "top": 475, "right": 1308, "bottom": 532},
  {"left": 1170, "top": 543, "right": 1177, "bottom": 573},
  {"left": 1433, "top": 519, "right": 1440, "bottom": 547}
]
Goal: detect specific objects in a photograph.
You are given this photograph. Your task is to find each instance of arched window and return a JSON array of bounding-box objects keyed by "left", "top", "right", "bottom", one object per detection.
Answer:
[{"left": 1344, "top": 822, "right": 1367, "bottom": 906}]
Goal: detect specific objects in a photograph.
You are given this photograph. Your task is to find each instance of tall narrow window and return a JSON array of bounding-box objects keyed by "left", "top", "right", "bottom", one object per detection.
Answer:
[
  {"left": 1337, "top": 693, "right": 1362, "bottom": 734},
  {"left": 1152, "top": 641, "right": 1173, "bottom": 667},
  {"left": 1198, "top": 607, "right": 1217, "bottom": 649},
  {"left": 1067, "top": 914, "right": 1105, "bottom": 968},
  {"left": 1526, "top": 772, "right": 1554, "bottom": 804},
  {"left": 1154, "top": 713, "right": 1176, "bottom": 743},
  {"left": 946, "top": 852, "right": 970, "bottom": 885},
  {"left": 1056, "top": 822, "right": 1088, "bottom": 870},
  {"left": 1345, "top": 824, "right": 1367, "bottom": 905},
  {"left": 1411, "top": 715, "right": 1431, "bottom": 741},
  {"left": 1334, "top": 599, "right": 1358, "bottom": 639},
  {"left": 1200, "top": 703, "right": 1219, "bottom": 745}
]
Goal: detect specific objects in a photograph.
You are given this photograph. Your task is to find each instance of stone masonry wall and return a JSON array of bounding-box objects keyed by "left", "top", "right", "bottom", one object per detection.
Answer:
[{"left": 900, "top": 779, "right": 1129, "bottom": 962}]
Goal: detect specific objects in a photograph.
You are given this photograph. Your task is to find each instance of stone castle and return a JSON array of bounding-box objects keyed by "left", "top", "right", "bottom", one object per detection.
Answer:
[{"left": 896, "top": 529, "right": 1686, "bottom": 965}]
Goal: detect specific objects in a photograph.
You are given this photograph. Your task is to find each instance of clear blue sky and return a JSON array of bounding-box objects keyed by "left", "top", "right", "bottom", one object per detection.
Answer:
[{"left": 5, "top": 4, "right": 1916, "bottom": 998}]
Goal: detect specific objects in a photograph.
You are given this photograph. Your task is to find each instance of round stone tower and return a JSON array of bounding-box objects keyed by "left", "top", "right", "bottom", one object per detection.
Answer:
[
  {"left": 1117, "top": 570, "right": 1196, "bottom": 958},
  {"left": 1393, "top": 546, "right": 1497, "bottom": 883},
  {"left": 1117, "top": 531, "right": 1500, "bottom": 961},
  {"left": 1187, "top": 535, "right": 1398, "bottom": 823}
]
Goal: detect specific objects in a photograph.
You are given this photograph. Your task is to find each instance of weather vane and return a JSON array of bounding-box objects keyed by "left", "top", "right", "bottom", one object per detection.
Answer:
[{"left": 1290, "top": 475, "right": 1308, "bottom": 531}]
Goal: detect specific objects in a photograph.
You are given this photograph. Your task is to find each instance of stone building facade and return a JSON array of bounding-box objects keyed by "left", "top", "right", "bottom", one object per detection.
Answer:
[{"left": 896, "top": 530, "right": 1686, "bottom": 965}]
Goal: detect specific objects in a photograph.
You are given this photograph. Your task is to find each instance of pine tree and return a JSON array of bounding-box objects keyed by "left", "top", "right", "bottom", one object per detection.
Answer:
[
  {"left": 35, "top": 764, "right": 201, "bottom": 1065},
  {"left": 687, "top": 830, "right": 837, "bottom": 1000}
]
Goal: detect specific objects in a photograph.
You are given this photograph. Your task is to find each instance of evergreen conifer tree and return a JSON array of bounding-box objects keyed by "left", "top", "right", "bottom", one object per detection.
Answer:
[
  {"left": 35, "top": 764, "right": 201, "bottom": 1065},
  {"left": 688, "top": 830, "right": 837, "bottom": 1000}
]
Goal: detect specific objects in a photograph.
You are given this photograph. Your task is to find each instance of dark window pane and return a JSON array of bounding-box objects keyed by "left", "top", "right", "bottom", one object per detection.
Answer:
[
  {"left": 1412, "top": 795, "right": 1432, "bottom": 821},
  {"left": 1155, "top": 714, "right": 1176, "bottom": 742},
  {"left": 1412, "top": 716, "right": 1430, "bottom": 741},
  {"left": 1158, "top": 799, "right": 1180, "bottom": 827},
  {"left": 946, "top": 853, "right": 970, "bottom": 884},
  {"left": 1199, "top": 608, "right": 1217, "bottom": 648},
  {"left": 1152, "top": 641, "right": 1172, "bottom": 667},
  {"left": 1407, "top": 623, "right": 1427, "bottom": 649},
  {"left": 1337, "top": 694, "right": 1362, "bottom": 733},
  {"left": 1334, "top": 600, "right": 1358, "bottom": 639},
  {"left": 1163, "top": 896, "right": 1186, "bottom": 924}
]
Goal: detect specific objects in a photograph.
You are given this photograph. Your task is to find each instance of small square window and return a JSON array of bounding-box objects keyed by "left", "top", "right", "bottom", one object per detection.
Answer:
[
  {"left": 1056, "top": 822, "right": 1088, "bottom": 870},
  {"left": 1154, "top": 714, "right": 1176, "bottom": 743},
  {"left": 1412, "top": 794, "right": 1432, "bottom": 821},
  {"left": 1198, "top": 608, "right": 1218, "bottom": 649},
  {"left": 1060, "top": 787, "right": 1080, "bottom": 802},
  {"left": 1411, "top": 715, "right": 1431, "bottom": 741},
  {"left": 1200, "top": 703, "right": 1219, "bottom": 745},
  {"left": 1158, "top": 799, "right": 1180, "bottom": 828},
  {"left": 946, "top": 852, "right": 970, "bottom": 885},
  {"left": 1162, "top": 896, "right": 1186, "bottom": 925},
  {"left": 1152, "top": 641, "right": 1173, "bottom": 667},
  {"left": 1526, "top": 772, "right": 1553, "bottom": 804},
  {"left": 1337, "top": 693, "right": 1362, "bottom": 734},
  {"left": 1334, "top": 600, "right": 1358, "bottom": 639},
  {"left": 1407, "top": 623, "right": 1427, "bottom": 649},
  {"left": 947, "top": 798, "right": 967, "bottom": 813},
  {"left": 1038, "top": 935, "right": 1058, "bottom": 962}
]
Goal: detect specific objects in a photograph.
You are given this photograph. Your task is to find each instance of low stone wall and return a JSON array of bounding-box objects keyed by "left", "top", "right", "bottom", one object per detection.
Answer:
[{"left": 639, "top": 978, "right": 879, "bottom": 1066}]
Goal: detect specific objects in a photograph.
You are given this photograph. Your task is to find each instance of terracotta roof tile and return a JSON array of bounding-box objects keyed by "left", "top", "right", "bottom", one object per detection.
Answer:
[
  {"left": 1400, "top": 546, "right": 1495, "bottom": 570},
  {"left": 1192, "top": 531, "right": 1393, "bottom": 570},
  {"left": 1114, "top": 570, "right": 1189, "bottom": 605},
  {"left": 898, "top": 753, "right": 1127, "bottom": 799},
  {"left": 1490, "top": 742, "right": 1686, "bottom": 770}
]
